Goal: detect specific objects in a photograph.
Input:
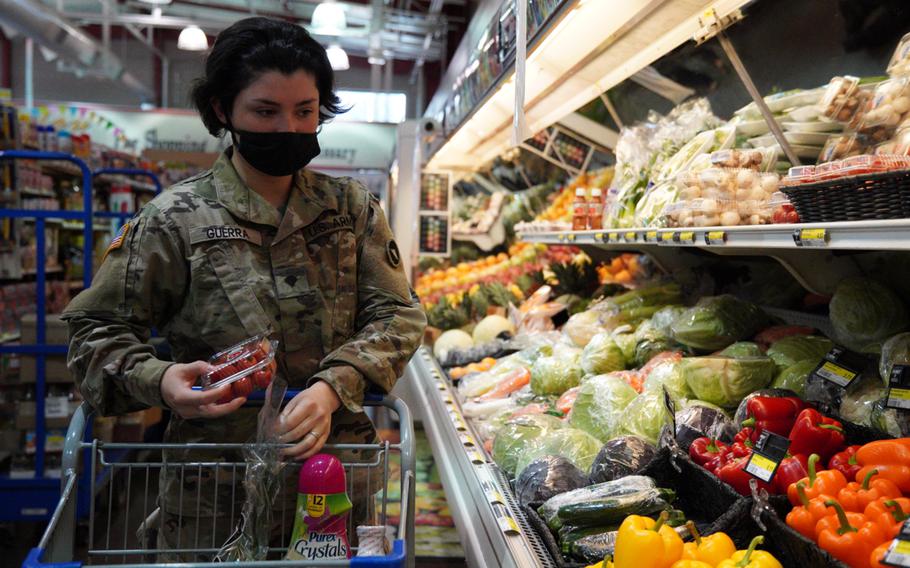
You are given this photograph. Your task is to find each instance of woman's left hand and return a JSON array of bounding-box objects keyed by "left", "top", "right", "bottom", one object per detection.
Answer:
[{"left": 278, "top": 381, "right": 342, "bottom": 460}]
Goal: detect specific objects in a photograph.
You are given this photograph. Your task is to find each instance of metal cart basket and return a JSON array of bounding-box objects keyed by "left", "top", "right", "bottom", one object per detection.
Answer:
[{"left": 24, "top": 391, "right": 415, "bottom": 568}]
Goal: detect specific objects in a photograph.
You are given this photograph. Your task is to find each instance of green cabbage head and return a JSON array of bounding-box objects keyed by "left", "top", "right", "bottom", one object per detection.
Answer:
[
  {"left": 569, "top": 374, "right": 638, "bottom": 441},
  {"left": 681, "top": 355, "right": 776, "bottom": 408},
  {"left": 581, "top": 333, "right": 627, "bottom": 375},
  {"left": 830, "top": 277, "right": 909, "bottom": 353}
]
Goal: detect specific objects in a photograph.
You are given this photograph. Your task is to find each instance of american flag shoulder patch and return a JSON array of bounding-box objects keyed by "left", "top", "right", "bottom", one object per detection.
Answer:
[{"left": 102, "top": 222, "right": 131, "bottom": 262}]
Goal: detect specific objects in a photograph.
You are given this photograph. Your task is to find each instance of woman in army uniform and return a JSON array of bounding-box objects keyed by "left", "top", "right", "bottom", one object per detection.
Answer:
[{"left": 62, "top": 17, "right": 426, "bottom": 559}]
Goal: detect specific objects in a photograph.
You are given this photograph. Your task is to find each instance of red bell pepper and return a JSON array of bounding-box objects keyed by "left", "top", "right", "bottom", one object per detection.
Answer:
[
  {"left": 829, "top": 445, "right": 862, "bottom": 481},
  {"left": 731, "top": 428, "right": 755, "bottom": 457},
  {"left": 773, "top": 453, "right": 810, "bottom": 495},
  {"left": 717, "top": 452, "right": 772, "bottom": 496},
  {"left": 788, "top": 408, "right": 846, "bottom": 461},
  {"left": 742, "top": 396, "right": 808, "bottom": 439},
  {"left": 689, "top": 437, "right": 730, "bottom": 467}
]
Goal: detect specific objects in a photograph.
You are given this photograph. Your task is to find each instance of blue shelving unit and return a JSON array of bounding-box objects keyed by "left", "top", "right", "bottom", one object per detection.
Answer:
[{"left": 0, "top": 151, "right": 162, "bottom": 521}]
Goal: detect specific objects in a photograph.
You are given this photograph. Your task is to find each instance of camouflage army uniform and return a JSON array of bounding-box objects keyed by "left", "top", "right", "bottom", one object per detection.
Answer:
[{"left": 62, "top": 151, "right": 426, "bottom": 559}]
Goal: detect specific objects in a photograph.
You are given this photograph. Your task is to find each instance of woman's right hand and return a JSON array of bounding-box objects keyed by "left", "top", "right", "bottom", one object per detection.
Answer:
[{"left": 160, "top": 361, "right": 246, "bottom": 419}]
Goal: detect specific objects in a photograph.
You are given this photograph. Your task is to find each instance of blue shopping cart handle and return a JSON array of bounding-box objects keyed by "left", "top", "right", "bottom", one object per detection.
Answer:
[{"left": 190, "top": 386, "right": 382, "bottom": 403}]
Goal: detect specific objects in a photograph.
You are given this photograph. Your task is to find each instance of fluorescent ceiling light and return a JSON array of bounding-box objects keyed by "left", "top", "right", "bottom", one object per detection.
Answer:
[
  {"left": 326, "top": 43, "right": 350, "bottom": 71},
  {"left": 177, "top": 25, "right": 208, "bottom": 51},
  {"left": 311, "top": 1, "right": 346, "bottom": 35},
  {"left": 138, "top": 0, "right": 172, "bottom": 5}
]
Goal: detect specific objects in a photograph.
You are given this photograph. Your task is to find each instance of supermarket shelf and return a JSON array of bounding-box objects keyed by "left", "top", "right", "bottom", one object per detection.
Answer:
[
  {"left": 23, "top": 266, "right": 63, "bottom": 275},
  {"left": 93, "top": 175, "right": 158, "bottom": 193},
  {"left": 519, "top": 220, "right": 910, "bottom": 251},
  {"left": 39, "top": 160, "right": 84, "bottom": 178},
  {"left": 19, "top": 188, "right": 57, "bottom": 197},
  {"left": 24, "top": 217, "right": 63, "bottom": 224},
  {"left": 407, "top": 347, "right": 555, "bottom": 568}
]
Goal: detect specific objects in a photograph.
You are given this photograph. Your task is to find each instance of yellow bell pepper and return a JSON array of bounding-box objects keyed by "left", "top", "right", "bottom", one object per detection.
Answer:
[
  {"left": 679, "top": 522, "right": 737, "bottom": 566},
  {"left": 715, "top": 537, "right": 782, "bottom": 568},
  {"left": 584, "top": 560, "right": 614, "bottom": 568},
  {"left": 614, "top": 511, "right": 684, "bottom": 568},
  {"left": 672, "top": 561, "right": 713, "bottom": 568}
]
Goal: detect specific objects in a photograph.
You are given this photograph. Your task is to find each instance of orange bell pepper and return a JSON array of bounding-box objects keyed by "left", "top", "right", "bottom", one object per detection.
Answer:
[
  {"left": 786, "top": 482, "right": 837, "bottom": 540},
  {"left": 870, "top": 540, "right": 894, "bottom": 568},
  {"left": 837, "top": 469, "right": 902, "bottom": 513},
  {"left": 817, "top": 500, "right": 887, "bottom": 568},
  {"left": 864, "top": 498, "right": 910, "bottom": 539},
  {"left": 787, "top": 454, "right": 848, "bottom": 507},
  {"left": 856, "top": 439, "right": 910, "bottom": 493}
]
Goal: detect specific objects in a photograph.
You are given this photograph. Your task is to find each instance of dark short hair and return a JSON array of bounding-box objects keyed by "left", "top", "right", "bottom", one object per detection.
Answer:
[{"left": 191, "top": 17, "right": 346, "bottom": 136}]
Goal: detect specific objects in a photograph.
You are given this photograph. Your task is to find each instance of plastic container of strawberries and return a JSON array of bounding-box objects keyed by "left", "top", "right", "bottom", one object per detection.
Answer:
[{"left": 200, "top": 334, "right": 279, "bottom": 401}]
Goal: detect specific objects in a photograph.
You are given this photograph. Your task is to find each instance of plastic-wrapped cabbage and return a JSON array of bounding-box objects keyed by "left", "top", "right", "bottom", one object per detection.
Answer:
[
  {"left": 613, "top": 328, "right": 638, "bottom": 362},
  {"left": 642, "top": 360, "right": 692, "bottom": 403},
  {"left": 457, "top": 352, "right": 530, "bottom": 398},
  {"left": 671, "top": 295, "right": 767, "bottom": 351},
  {"left": 475, "top": 405, "right": 522, "bottom": 441},
  {"left": 681, "top": 355, "right": 776, "bottom": 408},
  {"left": 492, "top": 414, "right": 565, "bottom": 477},
  {"left": 581, "top": 333, "right": 627, "bottom": 375},
  {"left": 840, "top": 378, "right": 886, "bottom": 428},
  {"left": 515, "top": 456, "right": 591, "bottom": 507},
  {"left": 732, "top": 389, "right": 800, "bottom": 427},
  {"left": 719, "top": 342, "right": 764, "bottom": 358},
  {"left": 515, "top": 428, "right": 603, "bottom": 476},
  {"left": 564, "top": 310, "right": 606, "bottom": 348},
  {"left": 462, "top": 397, "right": 518, "bottom": 419},
  {"left": 589, "top": 436, "right": 658, "bottom": 483},
  {"left": 769, "top": 360, "right": 815, "bottom": 397},
  {"left": 531, "top": 347, "right": 583, "bottom": 396},
  {"left": 830, "top": 277, "right": 909, "bottom": 353},
  {"left": 569, "top": 374, "right": 639, "bottom": 441},
  {"left": 881, "top": 333, "right": 910, "bottom": 385},
  {"left": 631, "top": 306, "right": 686, "bottom": 367},
  {"left": 871, "top": 397, "right": 910, "bottom": 437},
  {"left": 620, "top": 391, "right": 673, "bottom": 444},
  {"left": 766, "top": 335, "right": 833, "bottom": 371}
]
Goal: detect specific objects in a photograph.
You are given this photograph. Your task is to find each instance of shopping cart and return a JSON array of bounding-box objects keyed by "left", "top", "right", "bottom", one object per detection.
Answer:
[{"left": 23, "top": 390, "right": 415, "bottom": 568}]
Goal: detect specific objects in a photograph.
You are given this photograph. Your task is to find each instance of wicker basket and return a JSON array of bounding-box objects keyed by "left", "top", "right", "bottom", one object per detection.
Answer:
[{"left": 780, "top": 169, "right": 910, "bottom": 222}]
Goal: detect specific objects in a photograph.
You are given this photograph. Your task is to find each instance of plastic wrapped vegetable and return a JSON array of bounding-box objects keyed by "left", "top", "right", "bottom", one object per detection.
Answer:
[
  {"left": 871, "top": 397, "right": 910, "bottom": 437},
  {"left": 564, "top": 310, "right": 606, "bottom": 348},
  {"left": 681, "top": 355, "right": 776, "bottom": 408},
  {"left": 581, "top": 333, "right": 627, "bottom": 376},
  {"left": 569, "top": 374, "right": 639, "bottom": 441},
  {"left": 620, "top": 390, "right": 673, "bottom": 444},
  {"left": 880, "top": 332, "right": 910, "bottom": 385},
  {"left": 491, "top": 414, "right": 564, "bottom": 477},
  {"left": 766, "top": 335, "right": 833, "bottom": 371},
  {"left": 830, "top": 277, "right": 909, "bottom": 353},
  {"left": 671, "top": 295, "right": 767, "bottom": 351},
  {"left": 612, "top": 328, "right": 638, "bottom": 362},
  {"left": 665, "top": 401, "right": 737, "bottom": 451},
  {"left": 642, "top": 360, "right": 692, "bottom": 403},
  {"left": 515, "top": 455, "right": 591, "bottom": 507},
  {"left": 631, "top": 306, "right": 686, "bottom": 367},
  {"left": 537, "top": 475, "right": 657, "bottom": 530},
  {"left": 589, "top": 436, "right": 657, "bottom": 483},
  {"left": 515, "top": 428, "right": 603, "bottom": 477},
  {"left": 530, "top": 347, "right": 583, "bottom": 396},
  {"left": 462, "top": 397, "right": 518, "bottom": 419},
  {"left": 719, "top": 342, "right": 764, "bottom": 358},
  {"left": 840, "top": 378, "right": 886, "bottom": 428},
  {"left": 770, "top": 360, "right": 817, "bottom": 397}
]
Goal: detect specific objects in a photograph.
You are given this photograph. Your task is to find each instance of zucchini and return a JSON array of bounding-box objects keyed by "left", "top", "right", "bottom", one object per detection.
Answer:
[
  {"left": 559, "top": 525, "right": 619, "bottom": 555},
  {"left": 539, "top": 476, "right": 657, "bottom": 529},
  {"left": 569, "top": 525, "right": 689, "bottom": 563},
  {"left": 554, "top": 488, "right": 676, "bottom": 529}
]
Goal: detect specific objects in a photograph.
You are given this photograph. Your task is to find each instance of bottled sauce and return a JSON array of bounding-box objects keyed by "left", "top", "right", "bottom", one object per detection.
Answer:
[
  {"left": 588, "top": 187, "right": 603, "bottom": 230},
  {"left": 572, "top": 188, "right": 588, "bottom": 231}
]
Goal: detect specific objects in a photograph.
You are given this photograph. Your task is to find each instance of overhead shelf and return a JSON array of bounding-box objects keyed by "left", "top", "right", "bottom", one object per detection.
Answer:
[
  {"left": 426, "top": 0, "right": 751, "bottom": 171},
  {"left": 519, "top": 220, "right": 910, "bottom": 251}
]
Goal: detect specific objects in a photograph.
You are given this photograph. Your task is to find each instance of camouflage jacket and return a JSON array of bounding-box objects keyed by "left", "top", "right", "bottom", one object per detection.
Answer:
[{"left": 62, "top": 151, "right": 426, "bottom": 515}]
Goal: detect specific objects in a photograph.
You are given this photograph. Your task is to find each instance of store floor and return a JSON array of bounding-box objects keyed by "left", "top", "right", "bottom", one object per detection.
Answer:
[{"left": 5, "top": 456, "right": 467, "bottom": 568}]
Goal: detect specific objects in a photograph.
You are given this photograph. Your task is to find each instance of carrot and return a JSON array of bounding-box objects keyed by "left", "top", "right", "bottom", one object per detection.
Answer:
[{"left": 477, "top": 368, "right": 531, "bottom": 401}]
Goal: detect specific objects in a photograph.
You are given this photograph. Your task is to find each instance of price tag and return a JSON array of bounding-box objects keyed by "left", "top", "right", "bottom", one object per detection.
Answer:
[
  {"left": 812, "top": 347, "right": 864, "bottom": 389},
  {"left": 744, "top": 430, "right": 791, "bottom": 483},
  {"left": 567, "top": 233, "right": 576, "bottom": 242},
  {"left": 793, "top": 228, "right": 829, "bottom": 247},
  {"left": 491, "top": 503, "right": 520, "bottom": 534},
  {"left": 469, "top": 451, "right": 486, "bottom": 464},
  {"left": 481, "top": 480, "right": 506, "bottom": 505},
  {"left": 705, "top": 230, "right": 727, "bottom": 245},
  {"left": 459, "top": 433, "right": 476, "bottom": 447},
  {"left": 645, "top": 230, "right": 658, "bottom": 243},
  {"left": 558, "top": 234, "right": 566, "bottom": 242},
  {"left": 607, "top": 232, "right": 620, "bottom": 243},
  {"left": 624, "top": 231, "right": 637, "bottom": 243},
  {"left": 887, "top": 365, "right": 910, "bottom": 410},
  {"left": 659, "top": 232, "right": 675, "bottom": 244},
  {"left": 594, "top": 232, "right": 604, "bottom": 242},
  {"left": 675, "top": 231, "right": 696, "bottom": 244},
  {"left": 45, "top": 396, "right": 69, "bottom": 419},
  {"left": 883, "top": 521, "right": 910, "bottom": 566}
]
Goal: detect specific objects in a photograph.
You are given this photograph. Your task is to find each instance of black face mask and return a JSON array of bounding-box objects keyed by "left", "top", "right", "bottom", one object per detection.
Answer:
[{"left": 230, "top": 129, "right": 321, "bottom": 177}]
